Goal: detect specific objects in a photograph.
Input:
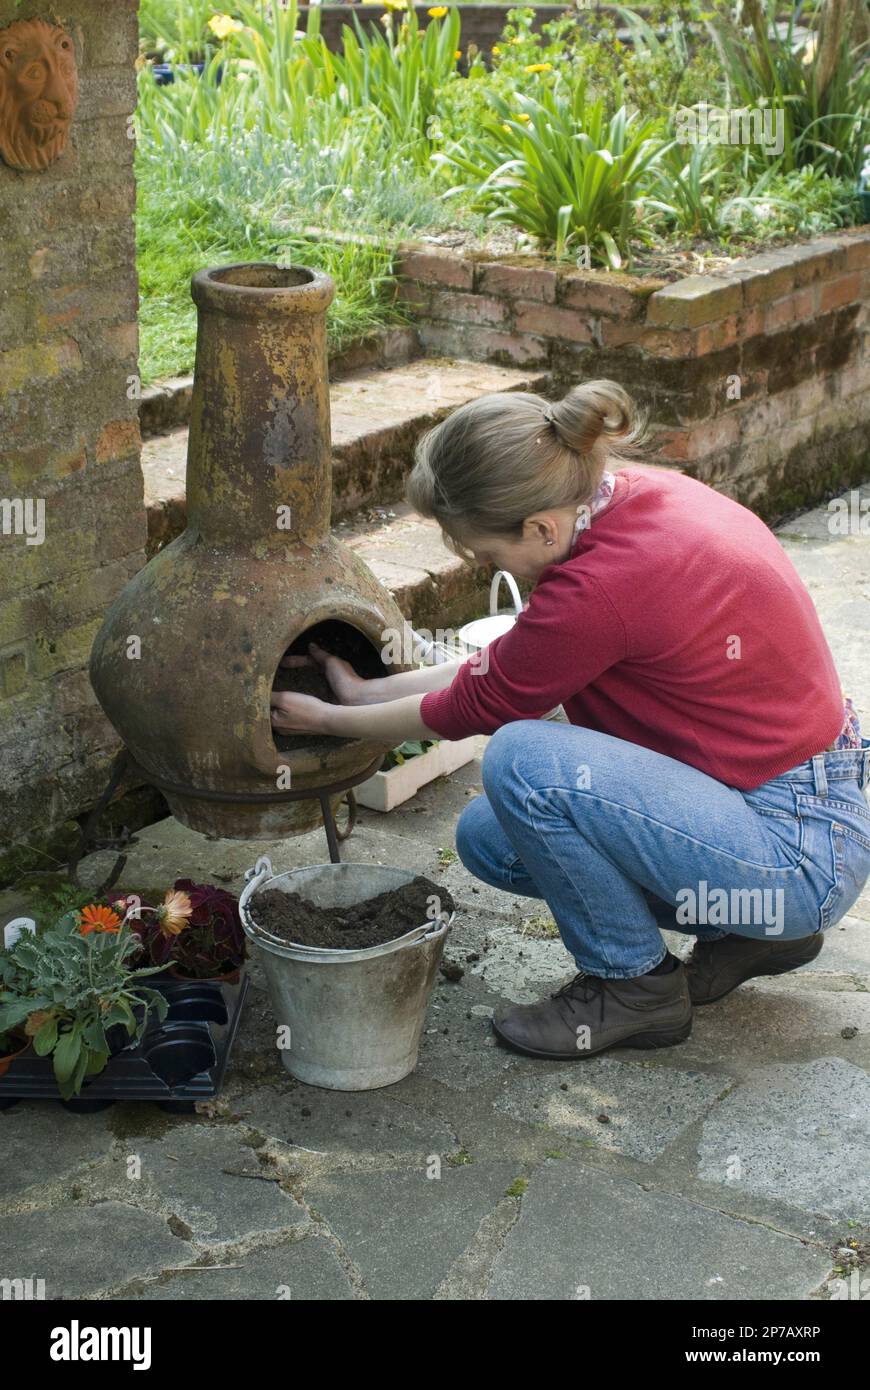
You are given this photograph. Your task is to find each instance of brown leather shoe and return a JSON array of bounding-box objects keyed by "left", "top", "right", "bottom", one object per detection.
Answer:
[
  {"left": 491, "top": 960, "right": 692, "bottom": 1060},
  {"left": 685, "top": 932, "right": 824, "bottom": 1006}
]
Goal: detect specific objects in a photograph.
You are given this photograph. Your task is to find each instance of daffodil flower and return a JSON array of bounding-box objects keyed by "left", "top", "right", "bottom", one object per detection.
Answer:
[{"left": 208, "top": 14, "right": 244, "bottom": 40}]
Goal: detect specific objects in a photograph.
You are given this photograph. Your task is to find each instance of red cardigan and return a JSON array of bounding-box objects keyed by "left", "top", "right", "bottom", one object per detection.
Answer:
[{"left": 420, "top": 466, "right": 844, "bottom": 790}]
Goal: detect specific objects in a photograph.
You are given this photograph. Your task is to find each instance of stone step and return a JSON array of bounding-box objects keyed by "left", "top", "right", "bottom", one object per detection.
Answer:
[{"left": 141, "top": 355, "right": 551, "bottom": 555}]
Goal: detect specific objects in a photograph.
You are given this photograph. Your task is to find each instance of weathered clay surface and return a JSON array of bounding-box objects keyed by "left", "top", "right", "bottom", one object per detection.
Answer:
[{"left": 90, "top": 264, "right": 413, "bottom": 838}]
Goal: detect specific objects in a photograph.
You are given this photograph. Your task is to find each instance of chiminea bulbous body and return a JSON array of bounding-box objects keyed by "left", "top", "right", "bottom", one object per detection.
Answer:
[{"left": 90, "top": 264, "right": 413, "bottom": 838}]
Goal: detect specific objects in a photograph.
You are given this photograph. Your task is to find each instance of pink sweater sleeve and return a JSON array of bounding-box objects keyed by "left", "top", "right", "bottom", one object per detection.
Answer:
[{"left": 420, "top": 568, "right": 627, "bottom": 740}]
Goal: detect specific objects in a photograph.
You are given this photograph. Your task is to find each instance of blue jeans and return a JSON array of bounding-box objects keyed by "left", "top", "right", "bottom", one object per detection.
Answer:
[{"left": 455, "top": 724, "right": 870, "bottom": 979}]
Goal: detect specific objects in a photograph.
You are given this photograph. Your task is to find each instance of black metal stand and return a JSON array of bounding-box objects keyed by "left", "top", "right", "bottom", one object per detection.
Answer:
[{"left": 70, "top": 749, "right": 384, "bottom": 872}]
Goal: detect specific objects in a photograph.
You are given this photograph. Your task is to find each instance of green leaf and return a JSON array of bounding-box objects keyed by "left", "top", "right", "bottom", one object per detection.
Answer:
[
  {"left": 32, "top": 1016, "right": 58, "bottom": 1056},
  {"left": 52, "top": 1022, "right": 83, "bottom": 1088}
]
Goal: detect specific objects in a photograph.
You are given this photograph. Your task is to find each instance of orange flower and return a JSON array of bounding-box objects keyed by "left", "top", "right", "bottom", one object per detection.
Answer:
[
  {"left": 79, "top": 903, "right": 122, "bottom": 935},
  {"left": 158, "top": 889, "right": 193, "bottom": 936}
]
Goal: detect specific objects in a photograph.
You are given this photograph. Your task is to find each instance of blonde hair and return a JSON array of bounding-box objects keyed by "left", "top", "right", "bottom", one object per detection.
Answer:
[{"left": 406, "top": 379, "right": 648, "bottom": 562}]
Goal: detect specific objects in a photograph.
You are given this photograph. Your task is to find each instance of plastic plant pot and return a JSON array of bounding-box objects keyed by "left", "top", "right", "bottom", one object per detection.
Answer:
[
  {"left": 142, "top": 1023, "right": 217, "bottom": 1088},
  {"left": 0, "top": 1032, "right": 30, "bottom": 1079}
]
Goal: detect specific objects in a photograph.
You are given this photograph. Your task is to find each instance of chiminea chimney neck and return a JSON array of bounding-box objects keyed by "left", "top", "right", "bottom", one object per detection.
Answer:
[
  {"left": 185, "top": 262, "right": 334, "bottom": 546},
  {"left": 192, "top": 263, "right": 334, "bottom": 320}
]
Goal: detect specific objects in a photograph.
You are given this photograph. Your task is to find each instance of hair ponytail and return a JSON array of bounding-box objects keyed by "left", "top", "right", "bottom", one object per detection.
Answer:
[{"left": 406, "top": 379, "right": 648, "bottom": 559}]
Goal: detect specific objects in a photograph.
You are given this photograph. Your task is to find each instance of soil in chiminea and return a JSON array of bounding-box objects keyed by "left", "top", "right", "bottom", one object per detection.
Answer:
[
  {"left": 253, "top": 875, "right": 454, "bottom": 950},
  {"left": 271, "top": 618, "right": 386, "bottom": 754}
]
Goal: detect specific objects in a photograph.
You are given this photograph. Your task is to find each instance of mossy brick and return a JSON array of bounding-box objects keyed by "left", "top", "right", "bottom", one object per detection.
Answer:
[
  {"left": 80, "top": 2, "right": 138, "bottom": 68},
  {"left": 841, "top": 232, "right": 870, "bottom": 271},
  {"left": 30, "top": 616, "right": 105, "bottom": 682},
  {"left": 95, "top": 417, "right": 141, "bottom": 465},
  {"left": 0, "top": 646, "right": 28, "bottom": 699},
  {"left": 636, "top": 326, "right": 697, "bottom": 358},
  {"left": 599, "top": 319, "right": 646, "bottom": 349},
  {"left": 815, "top": 327, "right": 859, "bottom": 375},
  {"left": 694, "top": 314, "right": 740, "bottom": 354},
  {"left": 75, "top": 117, "right": 136, "bottom": 174},
  {"left": 514, "top": 300, "right": 593, "bottom": 343},
  {"left": 427, "top": 289, "right": 508, "bottom": 327},
  {"left": 32, "top": 179, "right": 136, "bottom": 235},
  {"left": 735, "top": 249, "right": 799, "bottom": 306},
  {"left": 3, "top": 443, "right": 87, "bottom": 489},
  {"left": 396, "top": 249, "right": 473, "bottom": 290},
  {"left": 0, "top": 338, "right": 83, "bottom": 396},
  {"left": 646, "top": 277, "right": 743, "bottom": 329},
  {"left": 785, "top": 238, "right": 849, "bottom": 287},
  {"left": 74, "top": 67, "right": 137, "bottom": 122},
  {"left": 558, "top": 270, "right": 661, "bottom": 319},
  {"left": 819, "top": 273, "right": 863, "bottom": 313},
  {"left": 767, "top": 350, "right": 818, "bottom": 396},
  {"left": 476, "top": 261, "right": 557, "bottom": 304}
]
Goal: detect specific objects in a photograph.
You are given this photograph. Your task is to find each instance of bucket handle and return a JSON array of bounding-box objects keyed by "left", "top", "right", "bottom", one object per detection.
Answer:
[{"left": 489, "top": 570, "right": 523, "bottom": 619}]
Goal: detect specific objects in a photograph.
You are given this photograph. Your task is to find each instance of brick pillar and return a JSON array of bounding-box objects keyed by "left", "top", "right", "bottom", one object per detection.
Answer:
[{"left": 0, "top": 0, "right": 146, "bottom": 878}]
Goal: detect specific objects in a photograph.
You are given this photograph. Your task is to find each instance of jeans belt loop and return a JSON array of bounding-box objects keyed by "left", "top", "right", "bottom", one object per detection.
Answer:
[{"left": 811, "top": 753, "right": 828, "bottom": 796}]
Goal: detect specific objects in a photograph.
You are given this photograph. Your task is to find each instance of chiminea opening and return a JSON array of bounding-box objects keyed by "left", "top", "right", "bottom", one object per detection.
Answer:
[
  {"left": 209, "top": 265, "right": 314, "bottom": 290},
  {"left": 272, "top": 619, "right": 385, "bottom": 754}
]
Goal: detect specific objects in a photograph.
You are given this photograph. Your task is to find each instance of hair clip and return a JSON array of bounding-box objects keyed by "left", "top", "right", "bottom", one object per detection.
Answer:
[{"left": 542, "top": 408, "right": 555, "bottom": 424}]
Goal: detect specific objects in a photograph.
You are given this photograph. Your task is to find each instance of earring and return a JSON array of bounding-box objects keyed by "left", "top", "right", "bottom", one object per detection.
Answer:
[{"left": 545, "top": 539, "right": 555, "bottom": 546}]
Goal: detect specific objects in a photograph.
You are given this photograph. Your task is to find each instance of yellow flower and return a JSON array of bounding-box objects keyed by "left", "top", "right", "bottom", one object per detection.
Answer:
[
  {"left": 428, "top": 6, "right": 448, "bottom": 16},
  {"left": 492, "top": 44, "right": 501, "bottom": 55},
  {"left": 523, "top": 62, "right": 552, "bottom": 73},
  {"left": 208, "top": 14, "right": 244, "bottom": 40},
  {"left": 158, "top": 889, "right": 193, "bottom": 937},
  {"left": 383, "top": 0, "right": 409, "bottom": 10},
  {"left": 517, "top": 112, "right": 531, "bottom": 122}
]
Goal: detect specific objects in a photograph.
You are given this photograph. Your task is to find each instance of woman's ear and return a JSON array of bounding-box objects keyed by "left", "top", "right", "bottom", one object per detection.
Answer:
[{"left": 524, "top": 514, "right": 557, "bottom": 546}]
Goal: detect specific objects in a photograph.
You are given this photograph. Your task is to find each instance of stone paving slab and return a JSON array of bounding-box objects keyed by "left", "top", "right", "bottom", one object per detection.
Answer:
[
  {"left": 697, "top": 1057, "right": 870, "bottom": 1224},
  {"left": 484, "top": 1160, "right": 833, "bottom": 1301},
  {"left": 117, "top": 1122, "right": 310, "bottom": 1244},
  {"left": 127, "top": 1234, "right": 356, "bottom": 1301},
  {"left": 0, "top": 1103, "right": 116, "bottom": 1201},
  {"left": 0, "top": 1202, "right": 192, "bottom": 1299},
  {"left": 492, "top": 1056, "right": 730, "bottom": 1163},
  {"left": 302, "top": 1161, "right": 520, "bottom": 1301}
]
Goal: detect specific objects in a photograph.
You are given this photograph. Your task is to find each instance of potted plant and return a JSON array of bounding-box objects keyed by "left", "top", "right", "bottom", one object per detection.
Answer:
[
  {"left": 355, "top": 735, "right": 479, "bottom": 813},
  {"left": 136, "top": 879, "right": 247, "bottom": 983},
  {"left": 0, "top": 1026, "right": 30, "bottom": 1078},
  {"left": 0, "top": 903, "right": 169, "bottom": 1100}
]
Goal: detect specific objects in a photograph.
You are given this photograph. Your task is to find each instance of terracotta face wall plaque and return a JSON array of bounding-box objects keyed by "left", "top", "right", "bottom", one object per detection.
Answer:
[{"left": 0, "top": 19, "right": 78, "bottom": 172}]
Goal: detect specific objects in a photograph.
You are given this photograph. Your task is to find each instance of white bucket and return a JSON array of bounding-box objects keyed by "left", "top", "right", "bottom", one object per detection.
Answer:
[{"left": 457, "top": 571, "right": 565, "bottom": 721}]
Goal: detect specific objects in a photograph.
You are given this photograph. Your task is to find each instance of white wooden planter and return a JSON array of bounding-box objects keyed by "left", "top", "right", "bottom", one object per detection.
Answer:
[{"left": 355, "top": 737, "right": 479, "bottom": 813}]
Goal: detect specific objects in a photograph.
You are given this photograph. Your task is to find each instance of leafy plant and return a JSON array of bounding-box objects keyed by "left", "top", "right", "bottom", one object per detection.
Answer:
[
  {"left": 433, "top": 74, "right": 668, "bottom": 265},
  {"left": 137, "top": 879, "right": 246, "bottom": 979},
  {"left": 383, "top": 738, "right": 440, "bottom": 771},
  {"left": 0, "top": 910, "right": 167, "bottom": 1100},
  {"left": 703, "top": 0, "right": 870, "bottom": 177}
]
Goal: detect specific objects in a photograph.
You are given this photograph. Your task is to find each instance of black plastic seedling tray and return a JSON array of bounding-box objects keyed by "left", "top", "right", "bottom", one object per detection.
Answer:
[{"left": 0, "top": 972, "right": 249, "bottom": 1113}]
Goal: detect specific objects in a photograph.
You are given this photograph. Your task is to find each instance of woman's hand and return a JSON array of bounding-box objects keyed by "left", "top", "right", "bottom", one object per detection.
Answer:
[
  {"left": 280, "top": 641, "right": 370, "bottom": 706},
  {"left": 270, "top": 690, "right": 332, "bottom": 736}
]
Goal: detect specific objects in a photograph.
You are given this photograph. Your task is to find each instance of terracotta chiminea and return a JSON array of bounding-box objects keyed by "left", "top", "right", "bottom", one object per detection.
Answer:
[{"left": 90, "top": 263, "right": 412, "bottom": 839}]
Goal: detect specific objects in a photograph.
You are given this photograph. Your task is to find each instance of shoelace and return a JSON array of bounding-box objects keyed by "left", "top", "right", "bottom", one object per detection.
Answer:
[{"left": 549, "top": 971, "right": 607, "bottom": 1020}]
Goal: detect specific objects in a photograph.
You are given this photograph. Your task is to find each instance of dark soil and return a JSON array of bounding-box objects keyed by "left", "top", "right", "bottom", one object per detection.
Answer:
[{"left": 252, "top": 875, "right": 455, "bottom": 949}]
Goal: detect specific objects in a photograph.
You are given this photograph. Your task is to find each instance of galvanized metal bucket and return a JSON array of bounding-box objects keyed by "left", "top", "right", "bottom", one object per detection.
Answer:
[{"left": 239, "top": 857, "right": 453, "bottom": 1090}]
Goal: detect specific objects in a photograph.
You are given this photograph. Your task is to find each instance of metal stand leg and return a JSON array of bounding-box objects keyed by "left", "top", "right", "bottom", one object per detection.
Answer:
[{"left": 320, "top": 795, "right": 342, "bottom": 863}]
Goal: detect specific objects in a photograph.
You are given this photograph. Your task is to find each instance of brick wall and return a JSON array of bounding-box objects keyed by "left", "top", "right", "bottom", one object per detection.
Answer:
[
  {"left": 0, "top": 0, "right": 145, "bottom": 877},
  {"left": 395, "top": 229, "right": 870, "bottom": 521}
]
